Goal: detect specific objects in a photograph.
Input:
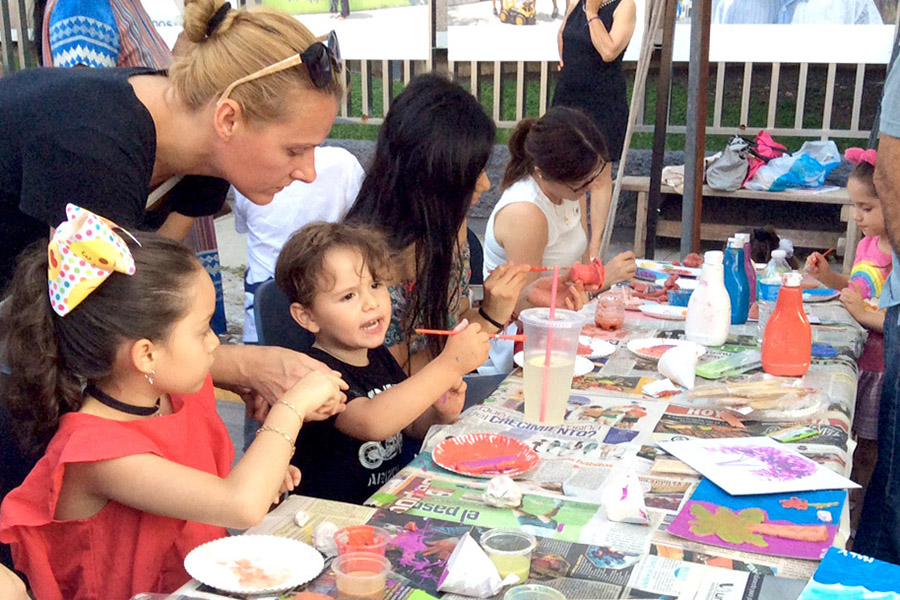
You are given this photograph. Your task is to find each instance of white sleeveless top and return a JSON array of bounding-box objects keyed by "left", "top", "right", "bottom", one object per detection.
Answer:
[
  {"left": 483, "top": 176, "right": 587, "bottom": 279},
  {"left": 479, "top": 176, "right": 587, "bottom": 376}
]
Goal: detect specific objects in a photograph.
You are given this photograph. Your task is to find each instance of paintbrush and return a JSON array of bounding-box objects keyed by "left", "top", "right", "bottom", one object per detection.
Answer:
[{"left": 415, "top": 328, "right": 526, "bottom": 342}]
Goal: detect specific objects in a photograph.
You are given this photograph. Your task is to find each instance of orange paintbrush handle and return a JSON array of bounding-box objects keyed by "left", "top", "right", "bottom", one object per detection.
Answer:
[
  {"left": 488, "top": 266, "right": 554, "bottom": 273},
  {"left": 414, "top": 329, "right": 526, "bottom": 342}
]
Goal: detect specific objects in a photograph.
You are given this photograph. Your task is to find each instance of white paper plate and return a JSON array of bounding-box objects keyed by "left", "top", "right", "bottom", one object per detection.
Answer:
[
  {"left": 184, "top": 535, "right": 324, "bottom": 595},
  {"left": 626, "top": 338, "right": 706, "bottom": 361},
  {"left": 578, "top": 335, "right": 616, "bottom": 358},
  {"left": 514, "top": 352, "right": 595, "bottom": 376},
  {"left": 803, "top": 289, "right": 840, "bottom": 303},
  {"left": 639, "top": 304, "right": 688, "bottom": 321}
]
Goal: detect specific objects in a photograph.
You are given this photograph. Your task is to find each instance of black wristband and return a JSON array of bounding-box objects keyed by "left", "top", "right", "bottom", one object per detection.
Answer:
[{"left": 479, "top": 306, "right": 505, "bottom": 330}]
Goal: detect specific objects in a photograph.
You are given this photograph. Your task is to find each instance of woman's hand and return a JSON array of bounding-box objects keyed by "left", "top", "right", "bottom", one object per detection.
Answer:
[
  {"left": 526, "top": 278, "right": 588, "bottom": 310},
  {"left": 482, "top": 262, "right": 532, "bottom": 325},
  {"left": 212, "top": 345, "right": 343, "bottom": 409},
  {"left": 603, "top": 251, "right": 637, "bottom": 288},
  {"left": 584, "top": 0, "right": 601, "bottom": 18}
]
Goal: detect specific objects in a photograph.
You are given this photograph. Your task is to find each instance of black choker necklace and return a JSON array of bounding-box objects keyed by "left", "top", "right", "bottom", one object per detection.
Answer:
[{"left": 85, "top": 383, "right": 160, "bottom": 417}]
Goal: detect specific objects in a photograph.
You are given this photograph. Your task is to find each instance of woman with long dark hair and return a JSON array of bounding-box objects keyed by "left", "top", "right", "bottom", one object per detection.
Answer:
[{"left": 346, "top": 73, "right": 530, "bottom": 374}]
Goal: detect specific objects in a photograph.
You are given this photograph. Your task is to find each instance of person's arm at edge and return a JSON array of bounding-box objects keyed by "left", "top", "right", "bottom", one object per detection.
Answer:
[{"left": 876, "top": 133, "right": 900, "bottom": 254}]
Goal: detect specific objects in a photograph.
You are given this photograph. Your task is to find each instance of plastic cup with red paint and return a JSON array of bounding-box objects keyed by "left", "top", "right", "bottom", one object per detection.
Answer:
[
  {"left": 332, "top": 552, "right": 391, "bottom": 600},
  {"left": 334, "top": 525, "right": 391, "bottom": 556}
]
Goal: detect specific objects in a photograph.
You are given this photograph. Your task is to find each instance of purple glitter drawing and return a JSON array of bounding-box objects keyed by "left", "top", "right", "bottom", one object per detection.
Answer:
[{"left": 708, "top": 444, "right": 817, "bottom": 482}]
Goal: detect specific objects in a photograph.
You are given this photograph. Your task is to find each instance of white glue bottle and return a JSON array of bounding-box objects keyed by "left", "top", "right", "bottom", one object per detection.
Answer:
[{"left": 685, "top": 250, "right": 732, "bottom": 347}]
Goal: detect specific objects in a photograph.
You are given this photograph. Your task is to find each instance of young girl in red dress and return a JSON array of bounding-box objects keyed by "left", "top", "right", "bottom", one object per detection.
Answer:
[{"left": 0, "top": 205, "right": 347, "bottom": 600}]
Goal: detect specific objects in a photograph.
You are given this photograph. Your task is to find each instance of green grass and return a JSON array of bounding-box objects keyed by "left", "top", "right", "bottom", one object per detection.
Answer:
[{"left": 329, "top": 64, "right": 873, "bottom": 151}]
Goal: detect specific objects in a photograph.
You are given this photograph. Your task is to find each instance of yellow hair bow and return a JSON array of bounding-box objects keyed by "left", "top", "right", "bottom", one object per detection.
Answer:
[{"left": 48, "top": 204, "right": 135, "bottom": 317}]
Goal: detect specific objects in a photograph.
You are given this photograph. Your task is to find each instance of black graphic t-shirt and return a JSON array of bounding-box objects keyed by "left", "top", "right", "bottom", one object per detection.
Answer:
[{"left": 292, "top": 346, "right": 416, "bottom": 504}]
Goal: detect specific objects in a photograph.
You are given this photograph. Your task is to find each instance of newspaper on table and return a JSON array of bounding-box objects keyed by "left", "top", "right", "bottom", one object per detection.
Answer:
[{"left": 416, "top": 403, "right": 695, "bottom": 511}]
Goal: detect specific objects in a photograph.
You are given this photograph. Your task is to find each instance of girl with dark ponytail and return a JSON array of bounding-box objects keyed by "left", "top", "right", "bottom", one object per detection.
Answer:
[
  {"left": 481, "top": 106, "right": 637, "bottom": 374},
  {"left": 0, "top": 207, "right": 346, "bottom": 600}
]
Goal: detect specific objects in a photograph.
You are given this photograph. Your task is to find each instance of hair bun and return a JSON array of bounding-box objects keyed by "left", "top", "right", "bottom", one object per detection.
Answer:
[{"left": 183, "top": 0, "right": 234, "bottom": 43}]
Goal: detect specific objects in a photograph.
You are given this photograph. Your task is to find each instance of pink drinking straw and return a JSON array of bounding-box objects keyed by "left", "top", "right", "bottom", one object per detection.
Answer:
[{"left": 540, "top": 266, "right": 560, "bottom": 422}]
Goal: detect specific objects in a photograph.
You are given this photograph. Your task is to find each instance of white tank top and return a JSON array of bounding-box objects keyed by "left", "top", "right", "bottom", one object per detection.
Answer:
[
  {"left": 483, "top": 176, "right": 587, "bottom": 280},
  {"left": 478, "top": 176, "right": 587, "bottom": 376}
]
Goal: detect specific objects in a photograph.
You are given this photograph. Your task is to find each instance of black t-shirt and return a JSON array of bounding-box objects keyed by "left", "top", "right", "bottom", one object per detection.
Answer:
[
  {"left": 0, "top": 67, "right": 228, "bottom": 292},
  {"left": 293, "top": 346, "right": 416, "bottom": 504}
]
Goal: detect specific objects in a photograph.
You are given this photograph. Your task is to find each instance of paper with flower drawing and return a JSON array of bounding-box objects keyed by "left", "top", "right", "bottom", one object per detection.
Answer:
[{"left": 657, "top": 437, "right": 858, "bottom": 496}]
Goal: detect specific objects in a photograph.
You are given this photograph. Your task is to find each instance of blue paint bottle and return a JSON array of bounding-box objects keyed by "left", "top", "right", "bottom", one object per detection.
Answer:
[{"left": 723, "top": 237, "right": 750, "bottom": 325}]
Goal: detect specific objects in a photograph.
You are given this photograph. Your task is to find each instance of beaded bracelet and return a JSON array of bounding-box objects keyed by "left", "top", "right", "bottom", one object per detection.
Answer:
[
  {"left": 256, "top": 425, "right": 296, "bottom": 456},
  {"left": 479, "top": 306, "right": 505, "bottom": 330},
  {"left": 275, "top": 400, "right": 304, "bottom": 423},
  {"left": 587, "top": 15, "right": 601, "bottom": 24}
]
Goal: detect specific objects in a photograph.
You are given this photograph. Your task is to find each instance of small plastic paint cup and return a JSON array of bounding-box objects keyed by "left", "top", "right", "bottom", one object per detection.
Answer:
[
  {"left": 332, "top": 552, "right": 391, "bottom": 600},
  {"left": 480, "top": 529, "right": 536, "bottom": 583},
  {"left": 334, "top": 525, "right": 391, "bottom": 556},
  {"left": 667, "top": 288, "right": 693, "bottom": 307},
  {"left": 503, "top": 584, "right": 567, "bottom": 600}
]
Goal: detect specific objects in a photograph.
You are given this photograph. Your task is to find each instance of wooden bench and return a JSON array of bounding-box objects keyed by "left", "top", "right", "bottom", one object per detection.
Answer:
[{"left": 620, "top": 175, "right": 858, "bottom": 272}]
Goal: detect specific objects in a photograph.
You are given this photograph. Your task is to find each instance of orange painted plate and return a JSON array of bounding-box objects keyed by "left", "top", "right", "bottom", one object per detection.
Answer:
[{"left": 432, "top": 433, "right": 540, "bottom": 479}]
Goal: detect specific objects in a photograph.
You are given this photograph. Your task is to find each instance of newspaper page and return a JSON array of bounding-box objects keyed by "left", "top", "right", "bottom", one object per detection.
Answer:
[{"left": 368, "top": 472, "right": 660, "bottom": 552}]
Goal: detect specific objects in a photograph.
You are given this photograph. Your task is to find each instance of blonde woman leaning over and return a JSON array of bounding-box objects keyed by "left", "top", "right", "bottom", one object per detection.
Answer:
[{"left": 0, "top": 0, "right": 346, "bottom": 512}]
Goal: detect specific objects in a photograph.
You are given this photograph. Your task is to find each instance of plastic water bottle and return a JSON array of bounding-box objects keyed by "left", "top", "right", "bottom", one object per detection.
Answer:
[
  {"left": 685, "top": 250, "right": 732, "bottom": 347},
  {"left": 723, "top": 238, "right": 750, "bottom": 325},
  {"left": 756, "top": 249, "right": 791, "bottom": 341}
]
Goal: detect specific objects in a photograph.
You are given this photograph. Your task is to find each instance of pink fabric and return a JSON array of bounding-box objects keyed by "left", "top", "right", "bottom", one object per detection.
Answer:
[{"left": 851, "top": 236, "right": 892, "bottom": 373}]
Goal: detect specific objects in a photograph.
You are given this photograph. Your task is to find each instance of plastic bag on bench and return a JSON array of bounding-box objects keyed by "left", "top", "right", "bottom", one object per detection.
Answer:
[
  {"left": 706, "top": 135, "right": 750, "bottom": 191},
  {"left": 746, "top": 141, "right": 841, "bottom": 191}
]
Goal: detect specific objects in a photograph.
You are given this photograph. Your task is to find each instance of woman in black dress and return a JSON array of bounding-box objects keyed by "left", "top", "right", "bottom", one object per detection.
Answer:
[{"left": 553, "top": 0, "right": 636, "bottom": 258}]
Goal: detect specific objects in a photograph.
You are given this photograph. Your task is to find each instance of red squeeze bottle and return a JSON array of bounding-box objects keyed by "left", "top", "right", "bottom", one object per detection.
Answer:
[{"left": 761, "top": 271, "right": 811, "bottom": 376}]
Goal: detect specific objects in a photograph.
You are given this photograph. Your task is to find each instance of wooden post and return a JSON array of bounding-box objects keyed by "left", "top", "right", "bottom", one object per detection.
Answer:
[
  {"left": 681, "top": 0, "right": 711, "bottom": 256},
  {"left": 646, "top": 0, "right": 677, "bottom": 259}
]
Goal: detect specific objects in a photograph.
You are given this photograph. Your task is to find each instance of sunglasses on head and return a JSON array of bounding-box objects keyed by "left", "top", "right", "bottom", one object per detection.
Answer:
[{"left": 218, "top": 30, "right": 342, "bottom": 103}]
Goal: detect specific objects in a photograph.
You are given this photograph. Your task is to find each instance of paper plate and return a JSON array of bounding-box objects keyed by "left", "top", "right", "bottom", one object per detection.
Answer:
[
  {"left": 184, "top": 535, "right": 324, "bottom": 595},
  {"left": 433, "top": 433, "right": 539, "bottom": 478},
  {"left": 803, "top": 289, "right": 840, "bottom": 303},
  {"left": 639, "top": 304, "right": 688, "bottom": 321},
  {"left": 626, "top": 338, "right": 706, "bottom": 361},
  {"left": 578, "top": 335, "right": 617, "bottom": 358},
  {"left": 514, "top": 352, "right": 595, "bottom": 376}
]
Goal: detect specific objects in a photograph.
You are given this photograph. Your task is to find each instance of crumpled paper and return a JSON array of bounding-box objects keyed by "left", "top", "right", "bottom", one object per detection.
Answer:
[
  {"left": 599, "top": 461, "right": 650, "bottom": 525},
  {"left": 483, "top": 475, "right": 523, "bottom": 508},
  {"left": 313, "top": 522, "right": 339, "bottom": 557},
  {"left": 293, "top": 509, "right": 311, "bottom": 527},
  {"left": 437, "top": 532, "right": 519, "bottom": 597},
  {"left": 658, "top": 345, "right": 698, "bottom": 390}
]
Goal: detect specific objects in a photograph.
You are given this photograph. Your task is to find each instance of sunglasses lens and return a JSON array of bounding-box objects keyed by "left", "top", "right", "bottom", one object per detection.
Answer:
[
  {"left": 327, "top": 30, "right": 342, "bottom": 65},
  {"left": 302, "top": 43, "right": 332, "bottom": 88}
]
